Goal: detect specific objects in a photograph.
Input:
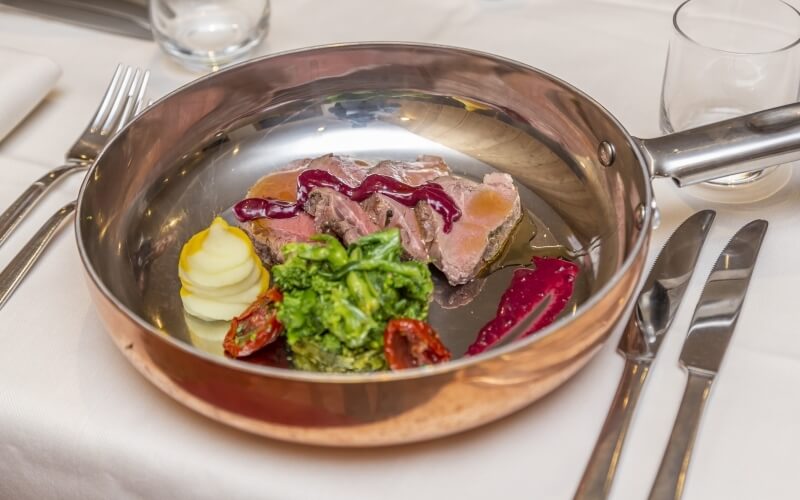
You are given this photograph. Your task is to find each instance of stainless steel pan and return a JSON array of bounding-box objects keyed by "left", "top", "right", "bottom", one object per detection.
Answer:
[{"left": 76, "top": 43, "right": 800, "bottom": 446}]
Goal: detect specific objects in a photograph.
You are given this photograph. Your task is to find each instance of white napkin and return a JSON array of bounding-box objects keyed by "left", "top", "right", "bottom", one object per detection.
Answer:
[{"left": 0, "top": 47, "right": 61, "bottom": 142}]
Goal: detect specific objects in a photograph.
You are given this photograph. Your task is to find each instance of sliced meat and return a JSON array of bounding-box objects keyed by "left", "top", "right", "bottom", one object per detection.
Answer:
[
  {"left": 418, "top": 172, "right": 522, "bottom": 285},
  {"left": 305, "top": 188, "right": 380, "bottom": 245},
  {"left": 239, "top": 154, "right": 523, "bottom": 283},
  {"left": 246, "top": 216, "right": 317, "bottom": 264},
  {"left": 240, "top": 160, "right": 315, "bottom": 263},
  {"left": 238, "top": 155, "right": 375, "bottom": 262},
  {"left": 368, "top": 156, "right": 450, "bottom": 185},
  {"left": 360, "top": 156, "right": 452, "bottom": 261},
  {"left": 294, "top": 154, "right": 381, "bottom": 245},
  {"left": 306, "top": 154, "right": 371, "bottom": 186},
  {"left": 362, "top": 195, "right": 430, "bottom": 261}
]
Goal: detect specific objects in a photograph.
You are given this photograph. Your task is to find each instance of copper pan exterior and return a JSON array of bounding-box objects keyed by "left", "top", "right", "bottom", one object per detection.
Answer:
[
  {"left": 76, "top": 43, "right": 653, "bottom": 446},
  {"left": 87, "top": 247, "right": 645, "bottom": 446}
]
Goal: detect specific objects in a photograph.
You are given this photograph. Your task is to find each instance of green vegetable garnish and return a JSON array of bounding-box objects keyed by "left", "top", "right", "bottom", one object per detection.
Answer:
[{"left": 272, "top": 229, "right": 433, "bottom": 373}]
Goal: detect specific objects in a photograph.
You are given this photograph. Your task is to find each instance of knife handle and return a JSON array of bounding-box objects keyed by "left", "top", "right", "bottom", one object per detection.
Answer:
[
  {"left": 574, "top": 358, "right": 651, "bottom": 500},
  {"left": 648, "top": 371, "right": 714, "bottom": 500}
]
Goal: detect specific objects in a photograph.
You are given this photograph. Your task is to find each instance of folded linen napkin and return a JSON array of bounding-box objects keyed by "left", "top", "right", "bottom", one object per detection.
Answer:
[{"left": 0, "top": 47, "right": 61, "bottom": 142}]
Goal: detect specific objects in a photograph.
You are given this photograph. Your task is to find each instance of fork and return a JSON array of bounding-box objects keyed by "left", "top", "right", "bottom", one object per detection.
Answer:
[{"left": 0, "top": 64, "right": 149, "bottom": 310}]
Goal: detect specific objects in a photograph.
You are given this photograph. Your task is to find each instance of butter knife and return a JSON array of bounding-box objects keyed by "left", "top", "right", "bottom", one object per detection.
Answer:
[
  {"left": 0, "top": 0, "right": 152, "bottom": 40},
  {"left": 648, "top": 219, "right": 768, "bottom": 500},
  {"left": 574, "top": 209, "right": 716, "bottom": 500}
]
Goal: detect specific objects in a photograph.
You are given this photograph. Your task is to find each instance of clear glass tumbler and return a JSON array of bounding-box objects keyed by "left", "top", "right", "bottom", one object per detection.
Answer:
[
  {"left": 150, "top": 0, "right": 270, "bottom": 71},
  {"left": 660, "top": 0, "right": 800, "bottom": 186}
]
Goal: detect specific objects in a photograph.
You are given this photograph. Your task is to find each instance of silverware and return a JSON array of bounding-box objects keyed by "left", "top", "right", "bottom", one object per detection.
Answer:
[
  {"left": 0, "top": 0, "right": 152, "bottom": 40},
  {"left": 0, "top": 65, "right": 149, "bottom": 310},
  {"left": 0, "top": 64, "right": 148, "bottom": 250},
  {"left": 649, "top": 219, "right": 768, "bottom": 500},
  {"left": 574, "top": 210, "right": 716, "bottom": 500}
]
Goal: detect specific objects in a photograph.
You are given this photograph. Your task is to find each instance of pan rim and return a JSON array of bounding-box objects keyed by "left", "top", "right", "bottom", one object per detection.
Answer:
[{"left": 75, "top": 41, "right": 654, "bottom": 383}]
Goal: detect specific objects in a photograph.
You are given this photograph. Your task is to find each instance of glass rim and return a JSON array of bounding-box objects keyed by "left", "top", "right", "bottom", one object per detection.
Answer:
[{"left": 673, "top": 0, "right": 800, "bottom": 56}]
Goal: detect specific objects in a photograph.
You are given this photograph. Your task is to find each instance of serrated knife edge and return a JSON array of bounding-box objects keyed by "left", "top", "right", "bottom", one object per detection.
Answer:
[{"left": 618, "top": 209, "right": 716, "bottom": 361}]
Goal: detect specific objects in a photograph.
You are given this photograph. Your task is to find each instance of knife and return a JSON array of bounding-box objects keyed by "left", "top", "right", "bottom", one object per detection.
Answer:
[
  {"left": 0, "top": 0, "right": 152, "bottom": 40},
  {"left": 574, "top": 209, "right": 716, "bottom": 500},
  {"left": 648, "top": 219, "right": 768, "bottom": 500}
]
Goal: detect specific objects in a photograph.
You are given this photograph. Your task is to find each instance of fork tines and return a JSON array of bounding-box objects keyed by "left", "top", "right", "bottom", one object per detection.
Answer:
[{"left": 91, "top": 64, "right": 151, "bottom": 136}]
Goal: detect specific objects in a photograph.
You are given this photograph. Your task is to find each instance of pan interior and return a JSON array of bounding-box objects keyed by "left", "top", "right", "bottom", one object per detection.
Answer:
[{"left": 78, "top": 45, "right": 649, "bottom": 367}]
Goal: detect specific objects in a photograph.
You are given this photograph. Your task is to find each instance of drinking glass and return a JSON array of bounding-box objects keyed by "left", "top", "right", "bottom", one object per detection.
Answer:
[
  {"left": 150, "top": 0, "right": 270, "bottom": 71},
  {"left": 660, "top": 0, "right": 800, "bottom": 186}
]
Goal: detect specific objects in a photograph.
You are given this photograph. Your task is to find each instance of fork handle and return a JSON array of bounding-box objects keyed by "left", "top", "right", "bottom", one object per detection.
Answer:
[
  {"left": 574, "top": 358, "right": 651, "bottom": 500},
  {"left": 0, "top": 200, "right": 77, "bottom": 311},
  {"left": 648, "top": 371, "right": 714, "bottom": 500},
  {"left": 0, "top": 162, "right": 87, "bottom": 248}
]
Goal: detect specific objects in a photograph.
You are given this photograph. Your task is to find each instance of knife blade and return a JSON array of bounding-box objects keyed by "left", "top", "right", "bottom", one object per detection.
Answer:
[
  {"left": 0, "top": 0, "right": 152, "bottom": 40},
  {"left": 620, "top": 209, "right": 718, "bottom": 361},
  {"left": 648, "top": 219, "right": 768, "bottom": 500},
  {"left": 574, "top": 209, "right": 716, "bottom": 500}
]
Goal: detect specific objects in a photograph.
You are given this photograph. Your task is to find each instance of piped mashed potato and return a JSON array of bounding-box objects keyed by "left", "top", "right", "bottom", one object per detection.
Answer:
[
  {"left": 179, "top": 217, "right": 268, "bottom": 321},
  {"left": 183, "top": 313, "right": 228, "bottom": 356}
]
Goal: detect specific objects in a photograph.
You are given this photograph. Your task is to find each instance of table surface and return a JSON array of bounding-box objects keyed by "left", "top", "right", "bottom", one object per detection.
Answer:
[{"left": 1, "top": 1, "right": 799, "bottom": 499}]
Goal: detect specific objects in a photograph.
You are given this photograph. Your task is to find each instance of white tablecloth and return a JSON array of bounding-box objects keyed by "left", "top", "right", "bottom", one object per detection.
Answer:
[
  {"left": 0, "top": 47, "right": 60, "bottom": 141},
  {"left": 2, "top": 1, "right": 800, "bottom": 499}
]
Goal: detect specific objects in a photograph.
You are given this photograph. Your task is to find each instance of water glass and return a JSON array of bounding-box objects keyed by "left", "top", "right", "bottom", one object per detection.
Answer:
[
  {"left": 660, "top": 0, "right": 800, "bottom": 186},
  {"left": 150, "top": 0, "right": 270, "bottom": 71}
]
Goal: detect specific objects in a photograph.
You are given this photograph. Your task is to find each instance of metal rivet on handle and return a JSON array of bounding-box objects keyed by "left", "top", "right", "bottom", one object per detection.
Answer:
[
  {"left": 634, "top": 203, "right": 647, "bottom": 229},
  {"left": 650, "top": 199, "right": 661, "bottom": 230},
  {"left": 598, "top": 141, "right": 615, "bottom": 166}
]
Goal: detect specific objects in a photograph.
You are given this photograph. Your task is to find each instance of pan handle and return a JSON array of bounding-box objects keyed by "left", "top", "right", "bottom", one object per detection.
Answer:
[{"left": 636, "top": 102, "right": 800, "bottom": 187}]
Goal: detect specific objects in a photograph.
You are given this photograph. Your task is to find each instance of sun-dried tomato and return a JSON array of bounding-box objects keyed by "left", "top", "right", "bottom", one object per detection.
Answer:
[
  {"left": 384, "top": 318, "right": 451, "bottom": 370},
  {"left": 223, "top": 288, "right": 284, "bottom": 358}
]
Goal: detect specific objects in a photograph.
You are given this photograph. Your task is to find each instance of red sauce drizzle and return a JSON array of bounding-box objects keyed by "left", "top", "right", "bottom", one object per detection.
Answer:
[
  {"left": 467, "top": 257, "right": 579, "bottom": 355},
  {"left": 234, "top": 169, "right": 462, "bottom": 232}
]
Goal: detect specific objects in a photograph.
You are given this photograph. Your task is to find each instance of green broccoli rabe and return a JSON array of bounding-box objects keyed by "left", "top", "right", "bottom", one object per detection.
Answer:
[{"left": 272, "top": 229, "right": 433, "bottom": 373}]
